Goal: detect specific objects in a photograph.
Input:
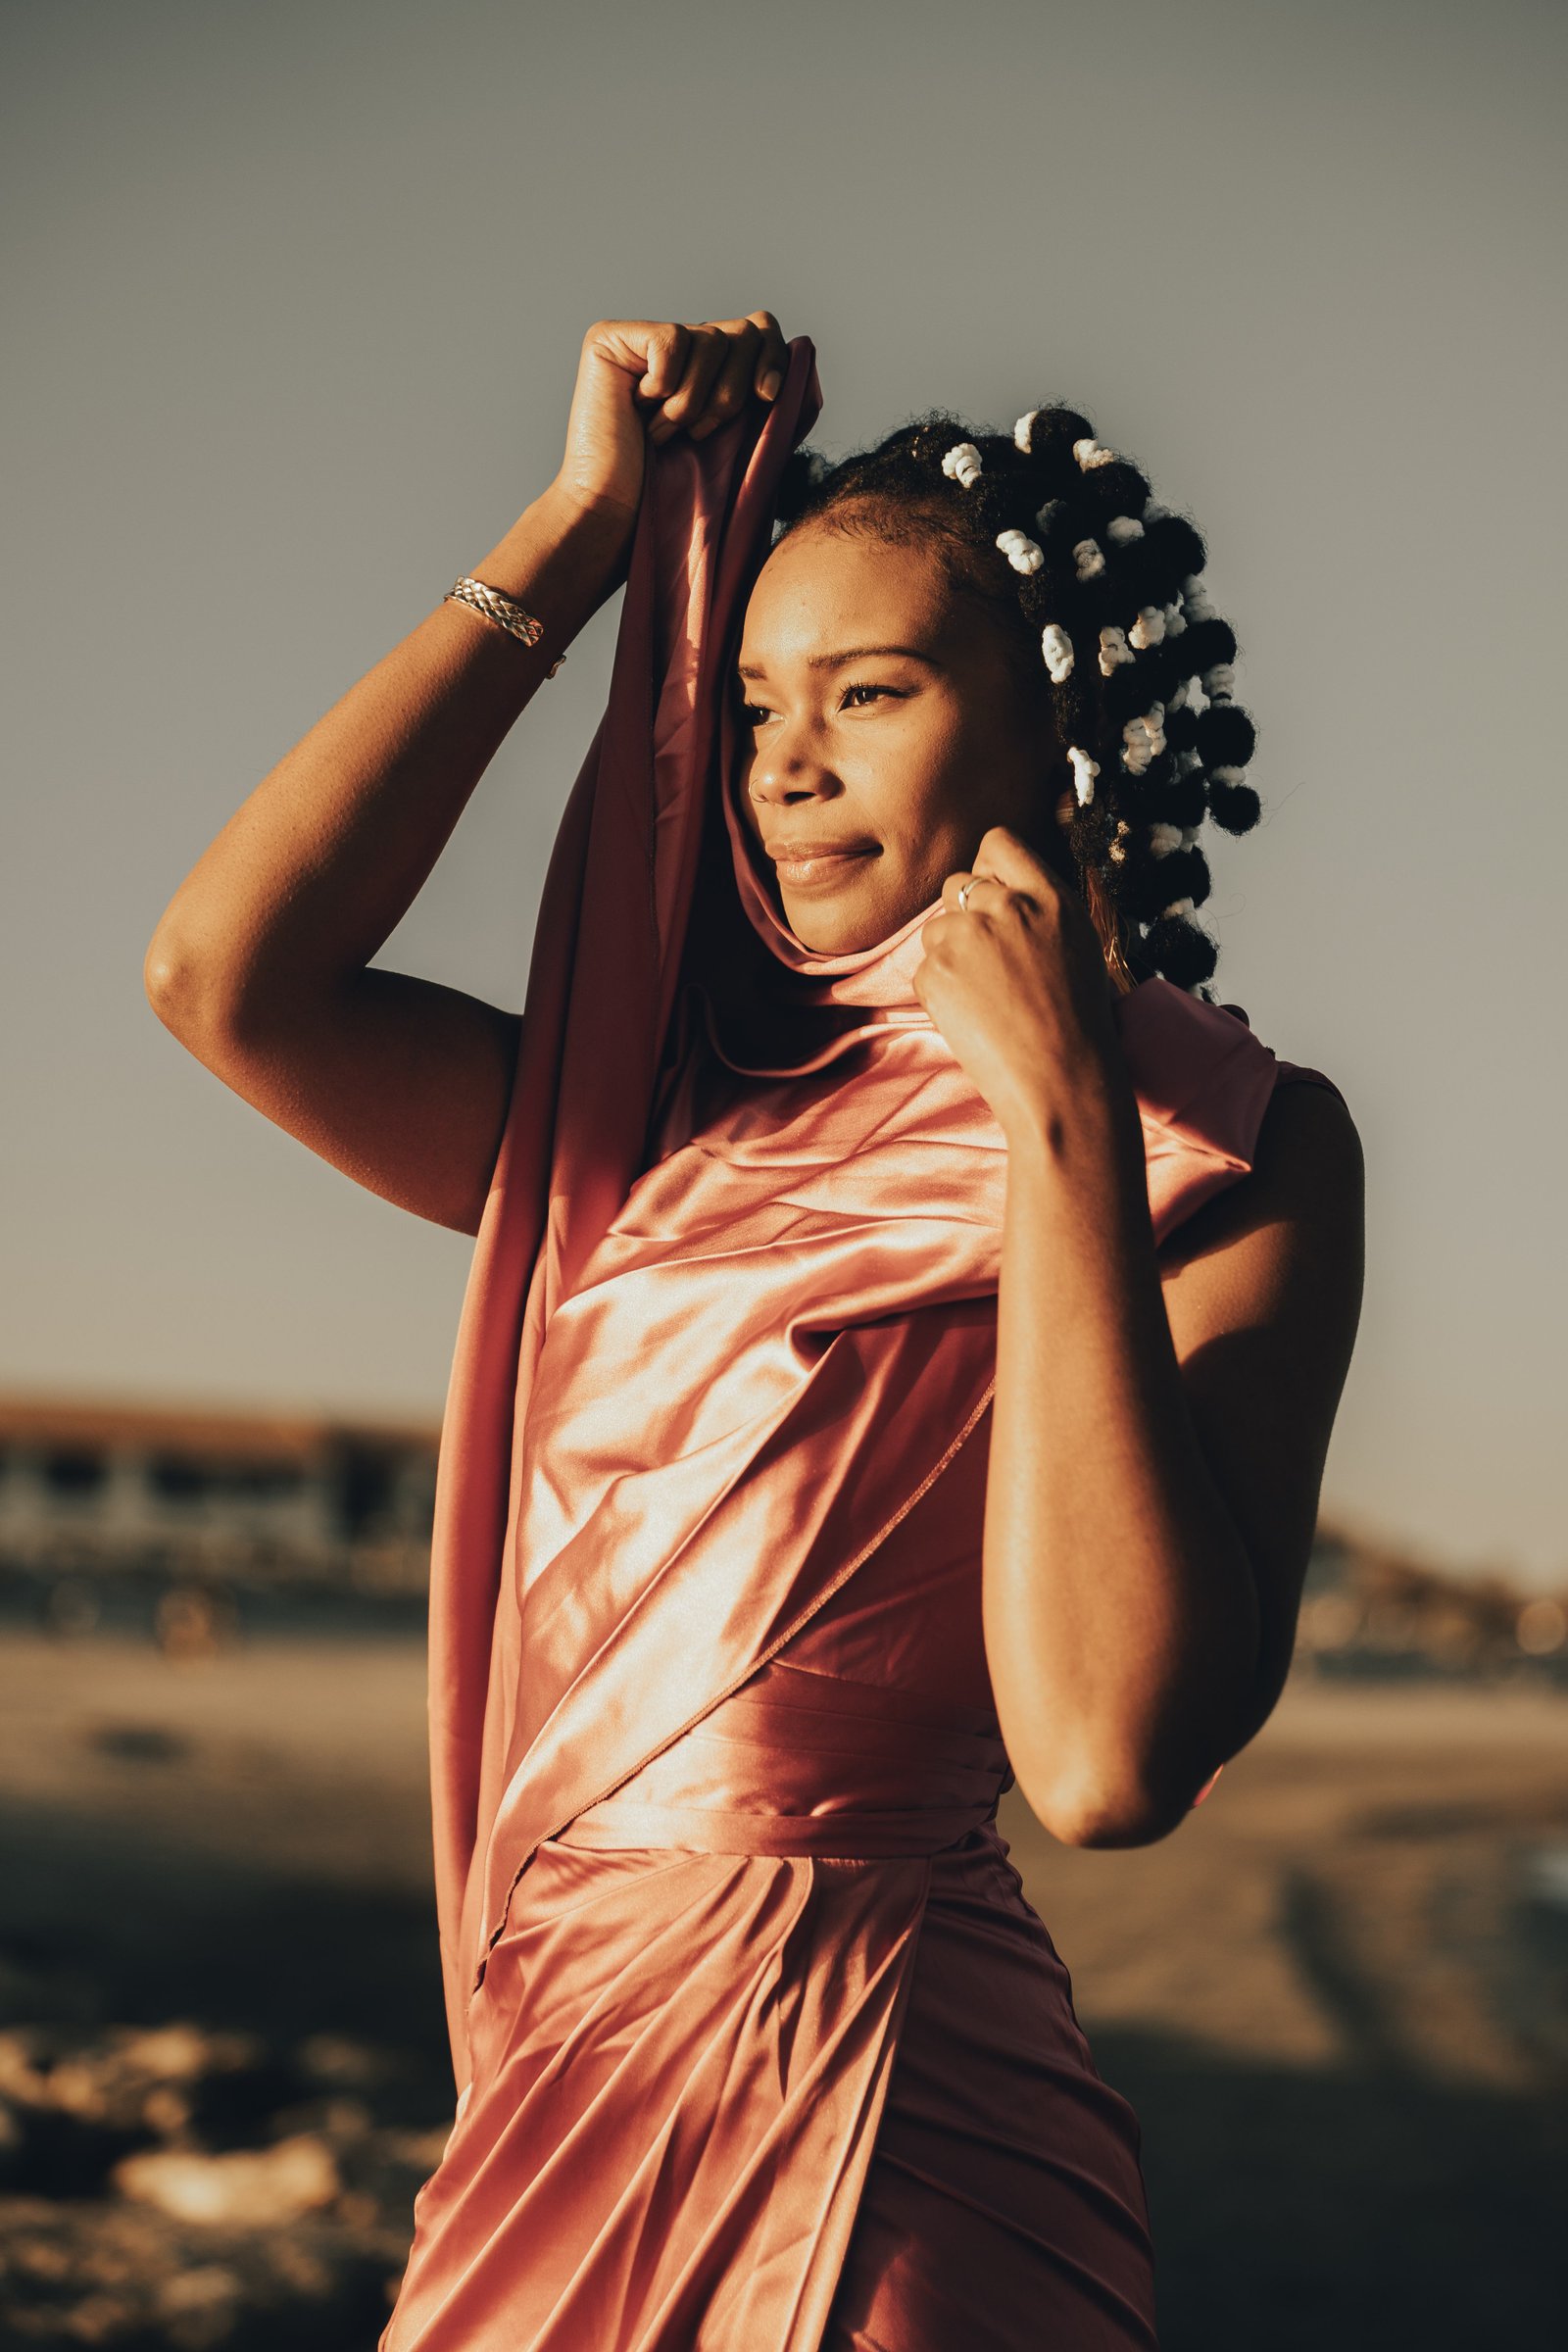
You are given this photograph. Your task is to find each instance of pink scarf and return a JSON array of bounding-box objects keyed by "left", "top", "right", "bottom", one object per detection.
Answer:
[{"left": 427, "top": 341, "right": 1280, "bottom": 2089}]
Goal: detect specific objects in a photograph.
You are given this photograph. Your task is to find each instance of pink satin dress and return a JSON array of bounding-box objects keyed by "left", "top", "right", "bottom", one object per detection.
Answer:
[
  {"left": 383, "top": 1050, "right": 1339, "bottom": 2352},
  {"left": 387, "top": 340, "right": 1343, "bottom": 2350},
  {"left": 387, "top": 1395, "right": 1156, "bottom": 2352}
]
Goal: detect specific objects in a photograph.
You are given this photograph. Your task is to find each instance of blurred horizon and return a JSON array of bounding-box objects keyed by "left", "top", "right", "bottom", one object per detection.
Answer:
[{"left": 4, "top": 0, "right": 1565, "bottom": 1582}]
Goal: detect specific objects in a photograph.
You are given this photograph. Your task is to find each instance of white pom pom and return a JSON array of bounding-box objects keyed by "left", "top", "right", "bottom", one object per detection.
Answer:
[
  {"left": 1041, "top": 623, "right": 1075, "bottom": 683},
  {"left": 1149, "top": 822, "right": 1182, "bottom": 858},
  {"left": 1067, "top": 746, "right": 1100, "bottom": 807},
  {"left": 1209, "top": 764, "right": 1248, "bottom": 787},
  {"left": 1143, "top": 502, "right": 1173, "bottom": 524},
  {"left": 1013, "top": 410, "right": 1042, "bottom": 454},
  {"left": 1182, "top": 574, "right": 1215, "bottom": 622},
  {"left": 1072, "top": 436, "right": 1117, "bottom": 470},
  {"left": 1161, "top": 599, "right": 1187, "bottom": 638},
  {"left": 941, "top": 442, "right": 984, "bottom": 488},
  {"left": 1203, "top": 662, "right": 1236, "bottom": 704},
  {"left": 1073, "top": 537, "right": 1105, "bottom": 581},
  {"left": 996, "top": 527, "right": 1044, "bottom": 575},
  {"left": 1128, "top": 605, "right": 1166, "bottom": 650},
  {"left": 1120, "top": 704, "right": 1167, "bottom": 775},
  {"left": 1098, "top": 626, "right": 1135, "bottom": 676},
  {"left": 1105, "top": 514, "right": 1145, "bottom": 546},
  {"left": 1109, "top": 819, "right": 1132, "bottom": 864},
  {"left": 1161, "top": 896, "right": 1196, "bottom": 921},
  {"left": 1166, "top": 679, "right": 1189, "bottom": 712},
  {"left": 1176, "top": 748, "right": 1203, "bottom": 775}
]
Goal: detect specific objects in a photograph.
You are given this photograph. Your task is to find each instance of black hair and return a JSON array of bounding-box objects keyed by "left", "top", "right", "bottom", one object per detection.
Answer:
[{"left": 770, "top": 407, "right": 1262, "bottom": 994}]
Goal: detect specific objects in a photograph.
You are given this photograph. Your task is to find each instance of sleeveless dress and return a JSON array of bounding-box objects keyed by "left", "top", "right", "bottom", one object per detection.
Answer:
[
  {"left": 382, "top": 1032, "right": 1341, "bottom": 2352},
  {"left": 392, "top": 335, "right": 1346, "bottom": 2350}
]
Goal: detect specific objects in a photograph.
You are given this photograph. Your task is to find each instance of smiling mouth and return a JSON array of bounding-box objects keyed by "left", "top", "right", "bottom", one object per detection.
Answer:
[{"left": 766, "top": 841, "right": 881, "bottom": 890}]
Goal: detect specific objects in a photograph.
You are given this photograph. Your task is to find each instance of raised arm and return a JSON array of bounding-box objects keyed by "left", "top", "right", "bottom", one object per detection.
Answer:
[
  {"left": 914, "top": 824, "right": 1365, "bottom": 1849},
  {"left": 144, "top": 312, "right": 788, "bottom": 1235}
]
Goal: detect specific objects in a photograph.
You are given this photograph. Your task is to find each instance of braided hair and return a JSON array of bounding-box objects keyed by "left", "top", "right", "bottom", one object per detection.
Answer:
[{"left": 770, "top": 406, "right": 1261, "bottom": 994}]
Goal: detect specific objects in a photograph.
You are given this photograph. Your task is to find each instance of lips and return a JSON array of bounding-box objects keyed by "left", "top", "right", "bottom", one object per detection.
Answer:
[{"left": 765, "top": 838, "right": 880, "bottom": 889}]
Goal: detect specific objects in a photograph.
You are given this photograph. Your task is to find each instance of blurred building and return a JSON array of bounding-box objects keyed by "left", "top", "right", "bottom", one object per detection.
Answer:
[
  {"left": 0, "top": 1394, "right": 439, "bottom": 1620},
  {"left": 1298, "top": 1522, "right": 1568, "bottom": 1686},
  {"left": 3, "top": 1392, "right": 1564, "bottom": 1680}
]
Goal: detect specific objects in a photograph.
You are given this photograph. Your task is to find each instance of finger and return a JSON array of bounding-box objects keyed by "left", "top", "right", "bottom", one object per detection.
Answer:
[
  {"left": 974, "top": 824, "right": 1055, "bottom": 895},
  {"left": 634, "top": 323, "right": 691, "bottom": 404},
  {"left": 690, "top": 323, "right": 762, "bottom": 440},
  {"left": 652, "top": 326, "right": 730, "bottom": 438},
  {"left": 940, "top": 869, "right": 1004, "bottom": 916},
  {"left": 747, "top": 309, "right": 788, "bottom": 400}
]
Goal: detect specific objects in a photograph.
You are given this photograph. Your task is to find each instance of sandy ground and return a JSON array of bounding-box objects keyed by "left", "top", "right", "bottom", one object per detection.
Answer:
[{"left": 1, "top": 1630, "right": 1565, "bottom": 2350}]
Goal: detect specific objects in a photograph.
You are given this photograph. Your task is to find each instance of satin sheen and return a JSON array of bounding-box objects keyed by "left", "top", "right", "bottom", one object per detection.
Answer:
[{"left": 386, "top": 342, "right": 1335, "bottom": 2348}]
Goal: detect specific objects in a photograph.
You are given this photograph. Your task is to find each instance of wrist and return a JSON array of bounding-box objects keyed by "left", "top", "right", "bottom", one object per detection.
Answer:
[
  {"left": 1001, "top": 1053, "right": 1143, "bottom": 1190},
  {"left": 536, "top": 473, "right": 639, "bottom": 558},
  {"left": 467, "top": 480, "right": 634, "bottom": 649}
]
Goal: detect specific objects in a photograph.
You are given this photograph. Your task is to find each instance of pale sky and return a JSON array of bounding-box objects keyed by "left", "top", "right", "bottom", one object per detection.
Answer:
[{"left": 4, "top": 0, "right": 1565, "bottom": 1581}]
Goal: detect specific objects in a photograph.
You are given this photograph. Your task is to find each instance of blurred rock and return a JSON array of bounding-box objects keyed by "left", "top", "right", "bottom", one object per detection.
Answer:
[
  {"left": 0, "top": 2199, "right": 404, "bottom": 2349},
  {"left": 112, "top": 2133, "right": 341, "bottom": 2228}
]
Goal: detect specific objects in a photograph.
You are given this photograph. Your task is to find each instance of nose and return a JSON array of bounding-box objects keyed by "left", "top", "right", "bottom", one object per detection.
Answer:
[{"left": 745, "top": 711, "right": 840, "bottom": 809}]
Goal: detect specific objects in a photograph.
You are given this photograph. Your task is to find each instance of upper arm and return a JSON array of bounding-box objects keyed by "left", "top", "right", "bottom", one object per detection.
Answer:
[
  {"left": 145, "top": 952, "right": 521, "bottom": 1237},
  {"left": 1157, "top": 1080, "right": 1366, "bottom": 1740}
]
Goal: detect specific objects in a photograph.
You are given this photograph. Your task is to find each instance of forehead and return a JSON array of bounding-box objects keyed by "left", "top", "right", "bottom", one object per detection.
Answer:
[{"left": 738, "top": 525, "right": 956, "bottom": 664}]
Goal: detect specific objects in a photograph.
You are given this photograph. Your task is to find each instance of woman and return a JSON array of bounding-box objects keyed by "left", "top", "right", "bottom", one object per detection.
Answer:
[{"left": 146, "top": 313, "right": 1364, "bottom": 2350}]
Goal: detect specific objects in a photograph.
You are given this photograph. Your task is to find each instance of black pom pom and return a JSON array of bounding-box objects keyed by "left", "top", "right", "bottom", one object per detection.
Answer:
[
  {"left": 1206, "top": 775, "right": 1262, "bottom": 834},
  {"left": 1086, "top": 460, "right": 1151, "bottom": 515},
  {"left": 1102, "top": 661, "right": 1153, "bottom": 722},
  {"left": 1161, "top": 765, "right": 1210, "bottom": 829},
  {"left": 1197, "top": 706, "right": 1256, "bottom": 768},
  {"left": 1164, "top": 704, "right": 1201, "bottom": 753},
  {"left": 1126, "top": 844, "right": 1212, "bottom": 922},
  {"left": 1145, "top": 514, "right": 1206, "bottom": 584},
  {"left": 1133, "top": 642, "right": 1184, "bottom": 707},
  {"left": 1144, "top": 914, "right": 1218, "bottom": 988},
  {"left": 1174, "top": 616, "right": 1237, "bottom": 673},
  {"left": 1102, "top": 535, "right": 1163, "bottom": 609},
  {"left": 1021, "top": 407, "right": 1096, "bottom": 470},
  {"left": 1182, "top": 844, "right": 1213, "bottom": 907}
]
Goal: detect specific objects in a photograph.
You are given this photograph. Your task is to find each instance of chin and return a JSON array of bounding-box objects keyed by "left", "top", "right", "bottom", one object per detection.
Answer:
[{"left": 780, "top": 889, "right": 912, "bottom": 956}]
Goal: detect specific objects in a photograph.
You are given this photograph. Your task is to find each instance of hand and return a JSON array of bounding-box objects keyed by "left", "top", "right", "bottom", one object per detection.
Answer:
[
  {"left": 553, "top": 312, "right": 789, "bottom": 530},
  {"left": 913, "top": 826, "right": 1127, "bottom": 1146}
]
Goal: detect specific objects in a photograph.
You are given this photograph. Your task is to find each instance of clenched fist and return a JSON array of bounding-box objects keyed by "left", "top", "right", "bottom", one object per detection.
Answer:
[{"left": 554, "top": 312, "right": 790, "bottom": 530}]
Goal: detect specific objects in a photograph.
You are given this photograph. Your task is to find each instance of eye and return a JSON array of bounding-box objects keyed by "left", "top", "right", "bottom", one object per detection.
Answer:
[
  {"left": 739, "top": 700, "right": 775, "bottom": 728},
  {"left": 840, "top": 682, "right": 897, "bottom": 709}
]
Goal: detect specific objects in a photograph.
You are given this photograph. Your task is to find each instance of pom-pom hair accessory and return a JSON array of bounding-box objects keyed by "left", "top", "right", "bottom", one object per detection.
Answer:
[
  {"left": 1067, "top": 747, "right": 1100, "bottom": 807},
  {"left": 1041, "top": 624, "right": 1075, "bottom": 683},
  {"left": 775, "top": 399, "right": 1261, "bottom": 994},
  {"left": 996, "top": 529, "right": 1044, "bottom": 575}
]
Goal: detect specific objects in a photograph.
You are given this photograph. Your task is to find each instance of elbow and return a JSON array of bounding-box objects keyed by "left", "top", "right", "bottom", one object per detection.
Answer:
[
  {"left": 1020, "top": 1741, "right": 1211, "bottom": 1851},
  {"left": 143, "top": 918, "right": 255, "bottom": 1063},
  {"left": 143, "top": 921, "right": 213, "bottom": 1043}
]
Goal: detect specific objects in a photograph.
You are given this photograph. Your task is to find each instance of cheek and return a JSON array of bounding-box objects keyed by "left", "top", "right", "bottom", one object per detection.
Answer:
[{"left": 851, "top": 710, "right": 974, "bottom": 842}]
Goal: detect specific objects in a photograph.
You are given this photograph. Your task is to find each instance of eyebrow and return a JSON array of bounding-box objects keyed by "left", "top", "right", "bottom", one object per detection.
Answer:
[{"left": 736, "top": 645, "right": 942, "bottom": 680}]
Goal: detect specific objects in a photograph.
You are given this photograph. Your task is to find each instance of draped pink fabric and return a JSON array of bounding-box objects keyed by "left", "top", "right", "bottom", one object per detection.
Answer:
[{"left": 388, "top": 341, "right": 1334, "bottom": 2349}]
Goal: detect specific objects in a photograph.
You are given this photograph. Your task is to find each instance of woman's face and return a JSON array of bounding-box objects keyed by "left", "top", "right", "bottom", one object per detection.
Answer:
[{"left": 735, "top": 523, "right": 1061, "bottom": 955}]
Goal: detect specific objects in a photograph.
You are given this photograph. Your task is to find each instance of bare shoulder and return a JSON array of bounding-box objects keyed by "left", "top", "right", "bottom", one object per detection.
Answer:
[
  {"left": 1254, "top": 1075, "right": 1363, "bottom": 1200},
  {"left": 1160, "top": 1074, "right": 1364, "bottom": 1293}
]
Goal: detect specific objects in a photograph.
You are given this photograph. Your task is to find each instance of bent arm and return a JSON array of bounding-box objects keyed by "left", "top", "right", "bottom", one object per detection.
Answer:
[
  {"left": 143, "top": 484, "right": 630, "bottom": 1236},
  {"left": 984, "top": 1075, "right": 1365, "bottom": 1848}
]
